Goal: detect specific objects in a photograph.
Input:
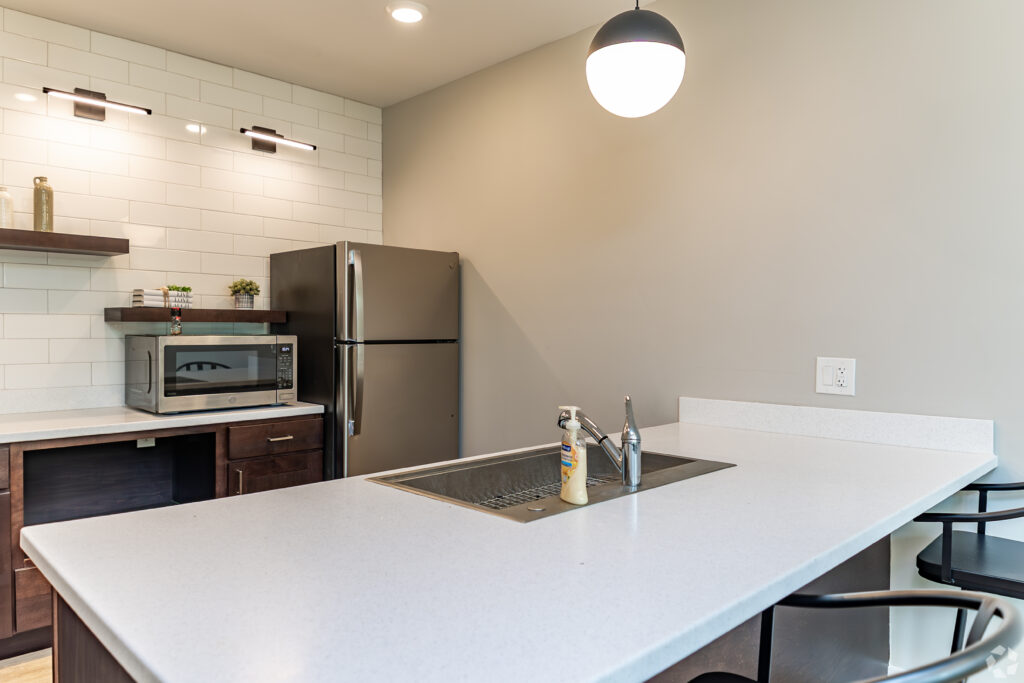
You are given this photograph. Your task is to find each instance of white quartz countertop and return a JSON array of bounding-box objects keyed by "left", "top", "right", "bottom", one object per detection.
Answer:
[
  {"left": 0, "top": 403, "right": 324, "bottom": 443},
  {"left": 21, "top": 422, "right": 994, "bottom": 683}
]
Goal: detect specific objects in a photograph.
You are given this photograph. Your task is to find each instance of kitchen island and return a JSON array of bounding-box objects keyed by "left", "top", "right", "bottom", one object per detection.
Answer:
[{"left": 21, "top": 410, "right": 994, "bottom": 682}]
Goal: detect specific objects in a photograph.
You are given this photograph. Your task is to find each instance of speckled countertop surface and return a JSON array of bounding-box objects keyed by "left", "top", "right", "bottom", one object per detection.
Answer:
[{"left": 21, "top": 421, "right": 994, "bottom": 682}]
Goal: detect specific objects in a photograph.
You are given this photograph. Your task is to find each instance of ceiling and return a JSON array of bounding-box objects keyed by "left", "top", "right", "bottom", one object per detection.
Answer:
[{"left": 6, "top": 0, "right": 650, "bottom": 107}]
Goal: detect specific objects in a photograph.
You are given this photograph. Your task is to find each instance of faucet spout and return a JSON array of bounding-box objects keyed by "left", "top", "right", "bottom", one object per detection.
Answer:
[{"left": 557, "top": 395, "right": 642, "bottom": 488}]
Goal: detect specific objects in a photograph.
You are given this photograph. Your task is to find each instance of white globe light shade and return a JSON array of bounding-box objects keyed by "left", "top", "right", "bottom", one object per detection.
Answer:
[
  {"left": 586, "top": 42, "right": 685, "bottom": 118},
  {"left": 586, "top": 8, "right": 686, "bottom": 118}
]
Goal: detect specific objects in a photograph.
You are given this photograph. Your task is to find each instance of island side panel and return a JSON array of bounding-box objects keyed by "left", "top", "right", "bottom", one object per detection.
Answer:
[
  {"left": 54, "top": 594, "right": 133, "bottom": 683},
  {"left": 651, "top": 538, "right": 890, "bottom": 682}
]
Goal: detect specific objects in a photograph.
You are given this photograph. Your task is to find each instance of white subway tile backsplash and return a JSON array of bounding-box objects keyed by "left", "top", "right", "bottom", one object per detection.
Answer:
[
  {"left": 129, "top": 202, "right": 199, "bottom": 230},
  {"left": 4, "top": 9, "right": 89, "bottom": 49},
  {"left": 0, "top": 288, "right": 46, "bottom": 312},
  {"left": 2, "top": 57, "right": 88, "bottom": 91},
  {"left": 130, "top": 246, "right": 200, "bottom": 272},
  {"left": 200, "top": 81, "right": 261, "bottom": 114},
  {"left": 201, "top": 252, "right": 263, "bottom": 276},
  {"left": 0, "top": 339, "right": 48, "bottom": 363},
  {"left": 201, "top": 167, "right": 262, "bottom": 195},
  {"left": 165, "top": 96, "right": 233, "bottom": 130},
  {"left": 90, "top": 267, "right": 167, "bottom": 292},
  {"left": 4, "top": 263, "right": 90, "bottom": 290},
  {"left": 0, "top": 30, "right": 46, "bottom": 64},
  {"left": 166, "top": 52, "right": 232, "bottom": 86},
  {"left": 0, "top": 6, "right": 381, "bottom": 412},
  {"left": 345, "top": 99, "right": 382, "bottom": 124},
  {"left": 318, "top": 111, "right": 366, "bottom": 138},
  {"left": 129, "top": 64, "right": 199, "bottom": 100},
  {"left": 90, "top": 173, "right": 165, "bottom": 203},
  {"left": 233, "top": 69, "right": 291, "bottom": 101},
  {"left": 263, "top": 98, "right": 316, "bottom": 128},
  {"left": 319, "top": 187, "right": 367, "bottom": 211},
  {"left": 91, "top": 33, "right": 165, "bottom": 69},
  {"left": 5, "top": 314, "right": 91, "bottom": 338},
  {"left": 233, "top": 193, "right": 291, "bottom": 220},
  {"left": 130, "top": 156, "right": 200, "bottom": 186},
  {"left": 166, "top": 140, "right": 233, "bottom": 170},
  {"left": 345, "top": 173, "right": 382, "bottom": 196},
  {"left": 264, "top": 178, "right": 317, "bottom": 203},
  {"left": 292, "top": 85, "right": 345, "bottom": 114},
  {"left": 50, "top": 338, "right": 123, "bottom": 362},
  {"left": 49, "top": 44, "right": 129, "bottom": 82},
  {"left": 167, "top": 184, "right": 233, "bottom": 212},
  {"left": 264, "top": 218, "right": 318, "bottom": 242},
  {"left": 6, "top": 362, "right": 91, "bottom": 388},
  {"left": 319, "top": 149, "right": 367, "bottom": 174},
  {"left": 200, "top": 210, "right": 261, "bottom": 236}
]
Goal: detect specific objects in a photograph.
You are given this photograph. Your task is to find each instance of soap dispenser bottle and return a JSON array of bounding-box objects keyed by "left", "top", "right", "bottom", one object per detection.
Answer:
[{"left": 559, "top": 405, "right": 588, "bottom": 505}]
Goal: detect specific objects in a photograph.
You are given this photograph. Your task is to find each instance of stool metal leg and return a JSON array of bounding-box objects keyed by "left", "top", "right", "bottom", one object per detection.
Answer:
[
  {"left": 757, "top": 606, "right": 775, "bottom": 683},
  {"left": 951, "top": 607, "right": 967, "bottom": 654}
]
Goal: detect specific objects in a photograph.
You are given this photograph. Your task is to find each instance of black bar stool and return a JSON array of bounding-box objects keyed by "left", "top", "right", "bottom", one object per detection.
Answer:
[
  {"left": 689, "top": 589, "right": 1020, "bottom": 683},
  {"left": 914, "top": 481, "right": 1024, "bottom": 650}
]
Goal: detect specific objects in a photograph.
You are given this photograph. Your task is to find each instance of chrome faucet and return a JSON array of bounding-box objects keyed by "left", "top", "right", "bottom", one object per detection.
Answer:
[{"left": 557, "top": 395, "right": 642, "bottom": 488}]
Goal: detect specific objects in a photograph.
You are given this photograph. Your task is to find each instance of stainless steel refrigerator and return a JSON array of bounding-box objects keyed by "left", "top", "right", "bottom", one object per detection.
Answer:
[{"left": 271, "top": 242, "right": 459, "bottom": 478}]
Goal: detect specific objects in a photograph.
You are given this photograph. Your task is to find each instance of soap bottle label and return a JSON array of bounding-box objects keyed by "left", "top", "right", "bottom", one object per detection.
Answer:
[{"left": 561, "top": 441, "right": 576, "bottom": 484}]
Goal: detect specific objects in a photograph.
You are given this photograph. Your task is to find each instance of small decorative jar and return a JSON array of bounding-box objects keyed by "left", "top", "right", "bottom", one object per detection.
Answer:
[
  {"left": 33, "top": 177, "right": 54, "bottom": 232},
  {"left": 234, "top": 293, "right": 255, "bottom": 309}
]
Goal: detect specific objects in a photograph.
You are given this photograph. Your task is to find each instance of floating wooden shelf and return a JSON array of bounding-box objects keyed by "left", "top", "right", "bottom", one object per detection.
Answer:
[
  {"left": 0, "top": 228, "right": 129, "bottom": 256},
  {"left": 104, "top": 308, "right": 287, "bottom": 324}
]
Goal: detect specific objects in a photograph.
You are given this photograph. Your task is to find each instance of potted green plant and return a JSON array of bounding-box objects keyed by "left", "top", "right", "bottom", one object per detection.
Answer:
[{"left": 229, "top": 279, "right": 260, "bottom": 309}]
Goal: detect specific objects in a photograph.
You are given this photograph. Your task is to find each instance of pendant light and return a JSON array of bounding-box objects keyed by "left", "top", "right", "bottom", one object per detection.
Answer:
[{"left": 586, "top": 2, "right": 686, "bottom": 118}]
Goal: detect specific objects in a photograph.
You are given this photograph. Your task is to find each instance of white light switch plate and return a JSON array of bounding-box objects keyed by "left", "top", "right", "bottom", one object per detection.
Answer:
[{"left": 816, "top": 357, "right": 856, "bottom": 396}]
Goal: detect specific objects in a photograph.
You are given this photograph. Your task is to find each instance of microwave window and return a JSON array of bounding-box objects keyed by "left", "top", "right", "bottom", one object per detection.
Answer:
[{"left": 163, "top": 345, "right": 277, "bottom": 397}]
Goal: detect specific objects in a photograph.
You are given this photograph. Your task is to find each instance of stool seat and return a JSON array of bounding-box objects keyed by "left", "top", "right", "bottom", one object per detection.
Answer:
[{"left": 917, "top": 530, "right": 1024, "bottom": 600}]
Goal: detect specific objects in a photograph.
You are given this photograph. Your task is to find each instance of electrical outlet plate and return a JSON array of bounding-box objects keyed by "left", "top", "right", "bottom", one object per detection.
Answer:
[{"left": 816, "top": 357, "right": 856, "bottom": 396}]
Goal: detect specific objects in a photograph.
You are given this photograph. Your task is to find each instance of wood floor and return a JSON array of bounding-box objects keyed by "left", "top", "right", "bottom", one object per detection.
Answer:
[{"left": 0, "top": 649, "right": 51, "bottom": 683}]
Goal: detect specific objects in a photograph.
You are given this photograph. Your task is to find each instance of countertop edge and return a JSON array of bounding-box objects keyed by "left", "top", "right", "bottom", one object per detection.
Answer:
[{"left": 0, "top": 403, "right": 325, "bottom": 444}]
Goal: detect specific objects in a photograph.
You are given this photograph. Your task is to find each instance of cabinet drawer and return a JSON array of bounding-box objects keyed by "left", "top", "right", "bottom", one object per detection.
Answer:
[
  {"left": 15, "top": 565, "right": 51, "bottom": 632},
  {"left": 228, "top": 450, "right": 323, "bottom": 496},
  {"left": 227, "top": 418, "right": 323, "bottom": 460}
]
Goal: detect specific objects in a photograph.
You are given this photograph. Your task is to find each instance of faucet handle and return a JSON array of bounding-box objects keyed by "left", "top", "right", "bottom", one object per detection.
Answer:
[{"left": 622, "top": 395, "right": 640, "bottom": 443}]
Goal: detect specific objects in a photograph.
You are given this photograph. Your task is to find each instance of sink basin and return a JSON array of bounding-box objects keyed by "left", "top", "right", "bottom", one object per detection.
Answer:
[{"left": 368, "top": 446, "right": 734, "bottom": 522}]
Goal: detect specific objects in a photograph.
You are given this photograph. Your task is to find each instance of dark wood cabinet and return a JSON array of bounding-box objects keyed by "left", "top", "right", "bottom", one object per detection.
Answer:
[
  {"left": 228, "top": 450, "right": 323, "bottom": 496},
  {"left": 0, "top": 412, "right": 324, "bottom": 654}
]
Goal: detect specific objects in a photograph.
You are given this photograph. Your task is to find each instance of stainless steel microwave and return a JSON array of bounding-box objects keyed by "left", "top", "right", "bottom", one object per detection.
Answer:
[{"left": 125, "top": 335, "right": 297, "bottom": 414}]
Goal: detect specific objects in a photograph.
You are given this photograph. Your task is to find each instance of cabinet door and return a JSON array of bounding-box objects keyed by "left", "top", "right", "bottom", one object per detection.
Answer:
[
  {"left": 0, "top": 491, "right": 11, "bottom": 639},
  {"left": 228, "top": 450, "right": 322, "bottom": 496}
]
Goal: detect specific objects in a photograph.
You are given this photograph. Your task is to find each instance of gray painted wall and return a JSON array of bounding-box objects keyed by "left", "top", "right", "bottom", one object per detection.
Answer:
[{"left": 383, "top": 0, "right": 1024, "bottom": 474}]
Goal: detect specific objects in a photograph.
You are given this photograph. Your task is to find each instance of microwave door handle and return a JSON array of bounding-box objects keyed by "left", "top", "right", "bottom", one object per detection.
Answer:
[
  {"left": 349, "top": 249, "right": 364, "bottom": 343},
  {"left": 147, "top": 350, "right": 153, "bottom": 394}
]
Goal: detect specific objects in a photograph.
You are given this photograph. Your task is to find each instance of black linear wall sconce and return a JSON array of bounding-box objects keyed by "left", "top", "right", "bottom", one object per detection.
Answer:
[
  {"left": 42, "top": 87, "right": 152, "bottom": 121},
  {"left": 240, "top": 126, "right": 316, "bottom": 153}
]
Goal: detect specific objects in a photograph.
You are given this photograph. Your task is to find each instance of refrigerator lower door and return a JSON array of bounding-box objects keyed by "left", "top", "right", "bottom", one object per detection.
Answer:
[{"left": 340, "top": 342, "right": 459, "bottom": 477}]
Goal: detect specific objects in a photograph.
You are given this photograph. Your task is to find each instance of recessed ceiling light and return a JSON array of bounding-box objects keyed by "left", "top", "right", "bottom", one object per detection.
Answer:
[
  {"left": 14, "top": 93, "right": 37, "bottom": 102},
  {"left": 387, "top": 1, "right": 428, "bottom": 23},
  {"left": 186, "top": 123, "right": 207, "bottom": 134}
]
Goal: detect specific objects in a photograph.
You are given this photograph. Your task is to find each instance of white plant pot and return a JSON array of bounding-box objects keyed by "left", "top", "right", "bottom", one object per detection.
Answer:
[{"left": 234, "top": 293, "right": 254, "bottom": 309}]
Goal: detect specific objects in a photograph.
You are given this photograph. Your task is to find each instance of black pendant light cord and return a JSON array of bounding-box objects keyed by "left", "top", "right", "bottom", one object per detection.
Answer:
[{"left": 635, "top": 0, "right": 639, "bottom": 8}]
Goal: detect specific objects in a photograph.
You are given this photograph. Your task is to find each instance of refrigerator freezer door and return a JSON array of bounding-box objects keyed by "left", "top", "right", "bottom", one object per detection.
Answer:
[
  {"left": 338, "top": 242, "right": 459, "bottom": 342},
  {"left": 341, "top": 342, "right": 459, "bottom": 477}
]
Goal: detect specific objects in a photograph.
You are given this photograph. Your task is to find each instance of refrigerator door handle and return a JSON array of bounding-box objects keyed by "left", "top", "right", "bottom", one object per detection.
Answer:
[
  {"left": 349, "top": 249, "right": 365, "bottom": 343},
  {"left": 351, "top": 343, "right": 364, "bottom": 436}
]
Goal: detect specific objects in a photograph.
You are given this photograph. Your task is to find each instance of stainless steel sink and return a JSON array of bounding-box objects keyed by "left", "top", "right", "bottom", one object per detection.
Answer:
[{"left": 368, "top": 446, "right": 734, "bottom": 522}]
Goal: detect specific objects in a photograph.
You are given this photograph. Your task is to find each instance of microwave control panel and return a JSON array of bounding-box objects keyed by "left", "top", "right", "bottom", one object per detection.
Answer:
[{"left": 277, "top": 343, "right": 294, "bottom": 390}]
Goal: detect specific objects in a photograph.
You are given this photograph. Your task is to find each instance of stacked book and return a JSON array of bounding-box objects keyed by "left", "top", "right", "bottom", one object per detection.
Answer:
[{"left": 131, "top": 289, "right": 194, "bottom": 309}]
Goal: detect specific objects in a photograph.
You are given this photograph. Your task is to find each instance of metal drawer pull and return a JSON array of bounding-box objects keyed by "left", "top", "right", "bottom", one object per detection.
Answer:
[
  {"left": 267, "top": 435, "right": 294, "bottom": 442},
  {"left": 236, "top": 468, "right": 244, "bottom": 495}
]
